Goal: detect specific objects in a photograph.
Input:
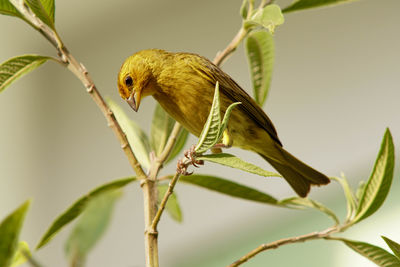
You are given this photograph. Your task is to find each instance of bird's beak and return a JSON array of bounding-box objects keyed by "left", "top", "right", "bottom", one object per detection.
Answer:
[{"left": 127, "top": 90, "right": 141, "bottom": 112}]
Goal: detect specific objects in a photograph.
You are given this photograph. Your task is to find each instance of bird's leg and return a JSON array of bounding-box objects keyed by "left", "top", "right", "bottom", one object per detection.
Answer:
[{"left": 176, "top": 145, "right": 204, "bottom": 175}]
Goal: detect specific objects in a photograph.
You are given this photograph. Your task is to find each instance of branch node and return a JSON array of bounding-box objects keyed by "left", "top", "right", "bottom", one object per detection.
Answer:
[{"left": 86, "top": 84, "right": 94, "bottom": 93}]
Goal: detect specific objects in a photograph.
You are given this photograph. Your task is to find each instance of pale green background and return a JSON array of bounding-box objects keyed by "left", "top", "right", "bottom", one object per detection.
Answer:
[{"left": 1, "top": 0, "right": 399, "bottom": 266}]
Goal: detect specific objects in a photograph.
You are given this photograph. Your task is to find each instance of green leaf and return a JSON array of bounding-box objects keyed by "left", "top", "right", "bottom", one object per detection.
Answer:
[
  {"left": 0, "top": 0, "right": 24, "bottom": 19},
  {"left": 10, "top": 241, "right": 31, "bottom": 267},
  {"left": 382, "top": 236, "right": 400, "bottom": 260},
  {"left": 25, "top": 0, "right": 55, "bottom": 29},
  {"left": 218, "top": 102, "right": 241, "bottom": 141},
  {"left": 150, "top": 103, "right": 175, "bottom": 156},
  {"left": 0, "top": 200, "right": 30, "bottom": 267},
  {"left": 245, "top": 4, "right": 284, "bottom": 33},
  {"left": 198, "top": 153, "right": 280, "bottom": 178},
  {"left": 157, "top": 184, "right": 182, "bottom": 222},
  {"left": 240, "top": 0, "right": 248, "bottom": 18},
  {"left": 39, "top": 0, "right": 55, "bottom": 23},
  {"left": 279, "top": 197, "right": 339, "bottom": 224},
  {"left": 107, "top": 99, "right": 151, "bottom": 170},
  {"left": 179, "top": 174, "right": 278, "bottom": 205},
  {"left": 65, "top": 190, "right": 121, "bottom": 264},
  {"left": 330, "top": 175, "right": 357, "bottom": 222},
  {"left": 0, "top": 55, "right": 50, "bottom": 93},
  {"left": 283, "top": 0, "right": 360, "bottom": 13},
  {"left": 195, "top": 82, "right": 222, "bottom": 154},
  {"left": 166, "top": 127, "right": 189, "bottom": 164},
  {"left": 245, "top": 30, "right": 274, "bottom": 106},
  {"left": 36, "top": 177, "right": 135, "bottom": 249},
  {"left": 353, "top": 129, "right": 395, "bottom": 224},
  {"left": 335, "top": 238, "right": 400, "bottom": 267}
]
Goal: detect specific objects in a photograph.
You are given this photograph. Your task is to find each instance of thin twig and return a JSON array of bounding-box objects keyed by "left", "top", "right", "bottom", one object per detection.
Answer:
[
  {"left": 9, "top": 0, "right": 146, "bottom": 179},
  {"left": 227, "top": 225, "right": 345, "bottom": 267}
]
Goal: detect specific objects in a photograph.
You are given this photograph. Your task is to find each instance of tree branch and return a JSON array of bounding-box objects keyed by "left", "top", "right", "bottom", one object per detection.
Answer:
[
  {"left": 227, "top": 225, "right": 344, "bottom": 267},
  {"left": 9, "top": 0, "right": 146, "bottom": 179}
]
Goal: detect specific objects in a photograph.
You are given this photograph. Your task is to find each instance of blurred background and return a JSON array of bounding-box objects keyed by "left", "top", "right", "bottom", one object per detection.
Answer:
[{"left": 1, "top": 0, "right": 399, "bottom": 266}]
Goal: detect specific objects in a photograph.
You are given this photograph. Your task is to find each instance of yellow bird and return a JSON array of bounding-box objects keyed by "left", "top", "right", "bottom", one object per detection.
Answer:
[{"left": 117, "top": 49, "right": 329, "bottom": 197}]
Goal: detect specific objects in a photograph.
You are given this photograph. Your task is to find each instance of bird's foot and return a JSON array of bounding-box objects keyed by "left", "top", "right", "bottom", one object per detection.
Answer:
[{"left": 176, "top": 145, "right": 204, "bottom": 175}]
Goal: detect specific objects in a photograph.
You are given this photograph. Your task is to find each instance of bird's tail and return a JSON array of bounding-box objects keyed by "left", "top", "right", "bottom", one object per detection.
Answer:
[{"left": 258, "top": 146, "right": 330, "bottom": 197}]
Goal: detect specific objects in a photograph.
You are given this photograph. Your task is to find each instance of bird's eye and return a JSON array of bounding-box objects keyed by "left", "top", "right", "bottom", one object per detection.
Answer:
[{"left": 125, "top": 76, "right": 133, "bottom": 87}]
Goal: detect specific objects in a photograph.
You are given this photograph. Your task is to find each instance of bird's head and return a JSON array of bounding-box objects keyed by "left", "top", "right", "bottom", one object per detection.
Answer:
[{"left": 117, "top": 51, "right": 158, "bottom": 112}]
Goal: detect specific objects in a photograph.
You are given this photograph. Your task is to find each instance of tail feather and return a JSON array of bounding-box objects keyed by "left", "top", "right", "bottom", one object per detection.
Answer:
[{"left": 259, "top": 147, "right": 330, "bottom": 197}]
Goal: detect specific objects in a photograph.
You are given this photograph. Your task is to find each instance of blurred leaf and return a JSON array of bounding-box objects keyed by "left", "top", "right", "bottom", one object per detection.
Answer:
[
  {"left": 245, "top": 4, "right": 284, "bottom": 33},
  {"left": 107, "top": 99, "right": 151, "bottom": 170},
  {"left": 36, "top": 177, "right": 135, "bottom": 249},
  {"left": 65, "top": 190, "right": 121, "bottom": 264},
  {"left": 331, "top": 175, "right": 357, "bottom": 222},
  {"left": 166, "top": 127, "right": 189, "bottom": 164},
  {"left": 279, "top": 197, "right": 339, "bottom": 224},
  {"left": 335, "top": 238, "right": 400, "bottom": 267},
  {"left": 240, "top": 0, "right": 248, "bottom": 18},
  {"left": 353, "top": 129, "right": 394, "bottom": 224},
  {"left": 151, "top": 103, "right": 175, "bottom": 156},
  {"left": 0, "top": 55, "right": 50, "bottom": 93},
  {"left": 157, "top": 184, "right": 182, "bottom": 222},
  {"left": 0, "top": 200, "right": 30, "bottom": 267},
  {"left": 179, "top": 174, "right": 278, "bottom": 205},
  {"left": 10, "top": 241, "right": 30, "bottom": 267},
  {"left": 283, "top": 0, "right": 360, "bottom": 13},
  {"left": 25, "top": 0, "right": 55, "bottom": 29},
  {"left": 245, "top": 30, "right": 274, "bottom": 106},
  {"left": 198, "top": 153, "right": 280, "bottom": 178},
  {"left": 0, "top": 0, "right": 24, "bottom": 19},
  {"left": 382, "top": 236, "right": 400, "bottom": 260},
  {"left": 195, "top": 82, "right": 222, "bottom": 153}
]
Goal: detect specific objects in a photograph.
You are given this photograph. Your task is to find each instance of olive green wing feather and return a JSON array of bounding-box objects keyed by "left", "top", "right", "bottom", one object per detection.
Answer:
[{"left": 188, "top": 54, "right": 282, "bottom": 146}]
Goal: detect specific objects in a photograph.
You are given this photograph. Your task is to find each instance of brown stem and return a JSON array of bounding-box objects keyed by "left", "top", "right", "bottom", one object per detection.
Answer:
[
  {"left": 227, "top": 226, "right": 342, "bottom": 267},
  {"left": 213, "top": 27, "right": 248, "bottom": 67}
]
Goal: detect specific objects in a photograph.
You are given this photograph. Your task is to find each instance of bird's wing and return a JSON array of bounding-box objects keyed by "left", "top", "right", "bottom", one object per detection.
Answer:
[{"left": 188, "top": 54, "right": 282, "bottom": 146}]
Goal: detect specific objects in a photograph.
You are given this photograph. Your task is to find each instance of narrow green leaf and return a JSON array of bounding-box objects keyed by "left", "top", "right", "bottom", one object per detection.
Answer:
[
  {"left": 283, "top": 0, "right": 360, "bottom": 13},
  {"left": 240, "top": 0, "right": 248, "bottom": 18},
  {"left": 245, "top": 4, "right": 284, "bottom": 33},
  {"left": 179, "top": 174, "right": 278, "bottom": 205},
  {"left": 0, "top": 0, "right": 24, "bottom": 18},
  {"left": 198, "top": 153, "right": 280, "bottom": 178},
  {"left": 166, "top": 127, "right": 189, "bottom": 164},
  {"left": 353, "top": 129, "right": 395, "bottom": 224},
  {"left": 157, "top": 184, "right": 182, "bottom": 222},
  {"left": 36, "top": 177, "right": 135, "bottom": 249},
  {"left": 65, "top": 190, "right": 121, "bottom": 263},
  {"left": 150, "top": 103, "right": 175, "bottom": 156},
  {"left": 0, "top": 200, "right": 30, "bottom": 267},
  {"left": 107, "top": 99, "right": 151, "bottom": 170},
  {"left": 0, "top": 55, "right": 50, "bottom": 93},
  {"left": 10, "top": 241, "right": 31, "bottom": 267},
  {"left": 279, "top": 197, "right": 339, "bottom": 224},
  {"left": 355, "top": 180, "right": 366, "bottom": 202},
  {"left": 334, "top": 238, "right": 400, "bottom": 267},
  {"left": 217, "top": 101, "right": 241, "bottom": 141},
  {"left": 25, "top": 0, "right": 55, "bottom": 29},
  {"left": 245, "top": 30, "right": 274, "bottom": 106},
  {"left": 330, "top": 175, "right": 357, "bottom": 222},
  {"left": 195, "top": 82, "right": 222, "bottom": 154},
  {"left": 39, "top": 0, "right": 55, "bottom": 23},
  {"left": 382, "top": 236, "right": 400, "bottom": 260}
]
